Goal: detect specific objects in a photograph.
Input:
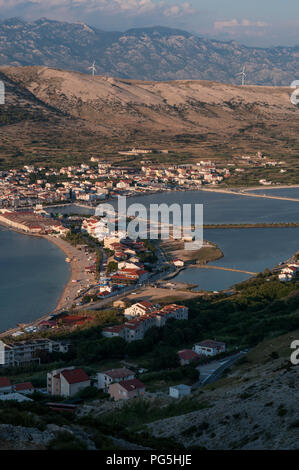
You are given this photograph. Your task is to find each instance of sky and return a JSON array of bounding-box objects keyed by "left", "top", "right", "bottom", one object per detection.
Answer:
[{"left": 0, "top": 0, "right": 298, "bottom": 47}]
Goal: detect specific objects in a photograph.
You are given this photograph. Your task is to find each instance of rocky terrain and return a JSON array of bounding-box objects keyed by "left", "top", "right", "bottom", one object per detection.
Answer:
[
  {"left": 0, "top": 331, "right": 297, "bottom": 450},
  {"left": 0, "top": 18, "right": 298, "bottom": 86},
  {"left": 0, "top": 66, "right": 298, "bottom": 168},
  {"left": 146, "top": 331, "right": 299, "bottom": 450},
  {"left": 0, "top": 423, "right": 97, "bottom": 450}
]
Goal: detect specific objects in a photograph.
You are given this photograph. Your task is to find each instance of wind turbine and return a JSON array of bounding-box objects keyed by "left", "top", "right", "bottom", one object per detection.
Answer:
[
  {"left": 237, "top": 66, "right": 247, "bottom": 86},
  {"left": 88, "top": 60, "right": 96, "bottom": 77}
]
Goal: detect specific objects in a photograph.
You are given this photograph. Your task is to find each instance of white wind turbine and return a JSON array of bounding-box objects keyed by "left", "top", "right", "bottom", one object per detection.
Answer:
[
  {"left": 237, "top": 65, "right": 247, "bottom": 86},
  {"left": 88, "top": 60, "right": 96, "bottom": 77}
]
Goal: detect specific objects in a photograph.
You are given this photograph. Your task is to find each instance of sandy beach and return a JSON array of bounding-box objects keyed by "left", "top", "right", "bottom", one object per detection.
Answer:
[
  {"left": 43, "top": 235, "right": 95, "bottom": 312},
  {"left": 0, "top": 222, "right": 95, "bottom": 337}
]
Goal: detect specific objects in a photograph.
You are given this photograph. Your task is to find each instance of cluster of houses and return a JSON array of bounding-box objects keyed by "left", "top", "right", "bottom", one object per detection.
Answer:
[
  {"left": 0, "top": 157, "right": 231, "bottom": 210},
  {"left": 278, "top": 262, "right": 299, "bottom": 282},
  {"left": 102, "top": 301, "right": 189, "bottom": 342},
  {"left": 0, "top": 377, "right": 36, "bottom": 402},
  {"left": 1, "top": 154, "right": 289, "bottom": 212},
  {"left": 43, "top": 338, "right": 226, "bottom": 400},
  {"left": 0, "top": 336, "right": 227, "bottom": 402},
  {"left": 141, "top": 160, "right": 230, "bottom": 186},
  {"left": 83, "top": 235, "right": 152, "bottom": 292},
  {"left": 46, "top": 366, "right": 146, "bottom": 400}
]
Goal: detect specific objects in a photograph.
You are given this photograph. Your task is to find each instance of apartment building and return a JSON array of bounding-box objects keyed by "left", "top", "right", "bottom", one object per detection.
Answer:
[
  {"left": 0, "top": 339, "right": 69, "bottom": 368},
  {"left": 102, "top": 304, "right": 189, "bottom": 342}
]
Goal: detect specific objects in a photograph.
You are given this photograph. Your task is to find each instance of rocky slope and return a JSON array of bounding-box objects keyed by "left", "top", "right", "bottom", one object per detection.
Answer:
[
  {"left": 0, "top": 18, "right": 298, "bottom": 86},
  {"left": 0, "top": 332, "right": 297, "bottom": 450},
  {"left": 146, "top": 332, "right": 299, "bottom": 450}
]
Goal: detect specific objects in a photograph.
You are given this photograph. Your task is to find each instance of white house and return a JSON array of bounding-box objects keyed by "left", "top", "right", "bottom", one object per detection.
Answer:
[
  {"left": 118, "top": 261, "right": 142, "bottom": 271},
  {"left": 193, "top": 340, "right": 226, "bottom": 357},
  {"left": 173, "top": 259, "right": 184, "bottom": 267},
  {"left": 278, "top": 273, "right": 293, "bottom": 282},
  {"left": 47, "top": 367, "right": 90, "bottom": 397},
  {"left": 97, "top": 367, "right": 135, "bottom": 391},
  {"left": 124, "top": 301, "right": 159, "bottom": 319},
  {"left": 169, "top": 384, "right": 191, "bottom": 399}
]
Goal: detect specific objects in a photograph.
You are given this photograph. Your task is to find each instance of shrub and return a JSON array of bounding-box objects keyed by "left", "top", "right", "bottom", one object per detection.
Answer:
[{"left": 47, "top": 431, "right": 88, "bottom": 450}]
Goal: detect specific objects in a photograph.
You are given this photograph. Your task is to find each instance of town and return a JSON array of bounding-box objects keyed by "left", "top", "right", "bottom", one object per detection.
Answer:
[
  {"left": 0, "top": 156, "right": 231, "bottom": 209},
  {"left": 0, "top": 152, "right": 297, "bottom": 434}
]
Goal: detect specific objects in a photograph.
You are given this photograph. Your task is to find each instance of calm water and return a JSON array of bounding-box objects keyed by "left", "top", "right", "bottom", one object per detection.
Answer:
[
  {"left": 46, "top": 204, "right": 94, "bottom": 216},
  {"left": 175, "top": 227, "right": 299, "bottom": 291},
  {"left": 109, "top": 190, "right": 299, "bottom": 224},
  {"left": 103, "top": 190, "right": 299, "bottom": 291},
  {"left": 2, "top": 190, "right": 299, "bottom": 330},
  {"left": 0, "top": 227, "right": 70, "bottom": 331},
  {"left": 248, "top": 187, "right": 299, "bottom": 198}
]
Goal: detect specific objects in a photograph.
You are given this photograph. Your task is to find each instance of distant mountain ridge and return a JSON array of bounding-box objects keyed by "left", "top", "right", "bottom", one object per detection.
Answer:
[{"left": 0, "top": 17, "right": 298, "bottom": 85}]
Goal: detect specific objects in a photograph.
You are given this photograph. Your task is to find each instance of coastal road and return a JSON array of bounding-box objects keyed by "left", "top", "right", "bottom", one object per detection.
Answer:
[{"left": 83, "top": 266, "right": 176, "bottom": 311}]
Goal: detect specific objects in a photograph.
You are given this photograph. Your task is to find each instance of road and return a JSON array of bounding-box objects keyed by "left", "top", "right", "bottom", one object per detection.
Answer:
[
  {"left": 193, "top": 351, "right": 247, "bottom": 388},
  {"left": 84, "top": 265, "right": 177, "bottom": 311}
]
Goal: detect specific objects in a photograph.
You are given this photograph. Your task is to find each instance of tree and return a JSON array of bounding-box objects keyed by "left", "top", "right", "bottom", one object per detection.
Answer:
[{"left": 106, "top": 261, "right": 118, "bottom": 274}]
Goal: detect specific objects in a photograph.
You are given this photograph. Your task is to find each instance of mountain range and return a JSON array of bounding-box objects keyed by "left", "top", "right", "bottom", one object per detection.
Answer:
[{"left": 0, "top": 18, "right": 298, "bottom": 86}]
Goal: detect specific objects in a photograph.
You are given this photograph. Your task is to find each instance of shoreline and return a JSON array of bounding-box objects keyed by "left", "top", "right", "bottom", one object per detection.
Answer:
[
  {"left": 0, "top": 221, "right": 93, "bottom": 337},
  {"left": 1, "top": 184, "right": 299, "bottom": 337}
]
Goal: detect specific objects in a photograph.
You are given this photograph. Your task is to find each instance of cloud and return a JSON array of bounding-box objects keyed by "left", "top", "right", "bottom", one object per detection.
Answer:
[
  {"left": 163, "top": 2, "right": 196, "bottom": 17},
  {"left": 0, "top": 0, "right": 196, "bottom": 17},
  {"left": 0, "top": 0, "right": 202, "bottom": 33},
  {"left": 214, "top": 18, "right": 268, "bottom": 31}
]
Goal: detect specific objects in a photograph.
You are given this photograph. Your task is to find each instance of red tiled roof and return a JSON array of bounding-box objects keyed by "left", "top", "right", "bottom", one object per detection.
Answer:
[
  {"left": 136, "top": 301, "right": 153, "bottom": 309},
  {"left": 61, "top": 368, "right": 89, "bottom": 385},
  {"left": 103, "top": 325, "right": 125, "bottom": 333},
  {"left": 119, "top": 378, "right": 145, "bottom": 392},
  {"left": 0, "top": 377, "right": 11, "bottom": 388},
  {"left": 178, "top": 349, "right": 199, "bottom": 361},
  {"left": 103, "top": 368, "right": 134, "bottom": 379},
  {"left": 14, "top": 382, "right": 34, "bottom": 391}
]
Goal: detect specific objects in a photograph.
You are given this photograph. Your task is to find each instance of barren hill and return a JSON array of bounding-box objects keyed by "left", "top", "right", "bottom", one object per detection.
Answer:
[{"left": 0, "top": 66, "right": 298, "bottom": 168}]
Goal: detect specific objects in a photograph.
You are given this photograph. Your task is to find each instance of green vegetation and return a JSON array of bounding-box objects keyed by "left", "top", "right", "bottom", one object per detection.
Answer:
[
  {"left": 98, "top": 397, "right": 210, "bottom": 430},
  {"left": 106, "top": 261, "right": 118, "bottom": 275},
  {"left": 47, "top": 432, "right": 88, "bottom": 451},
  {"left": 140, "top": 365, "right": 199, "bottom": 392}
]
